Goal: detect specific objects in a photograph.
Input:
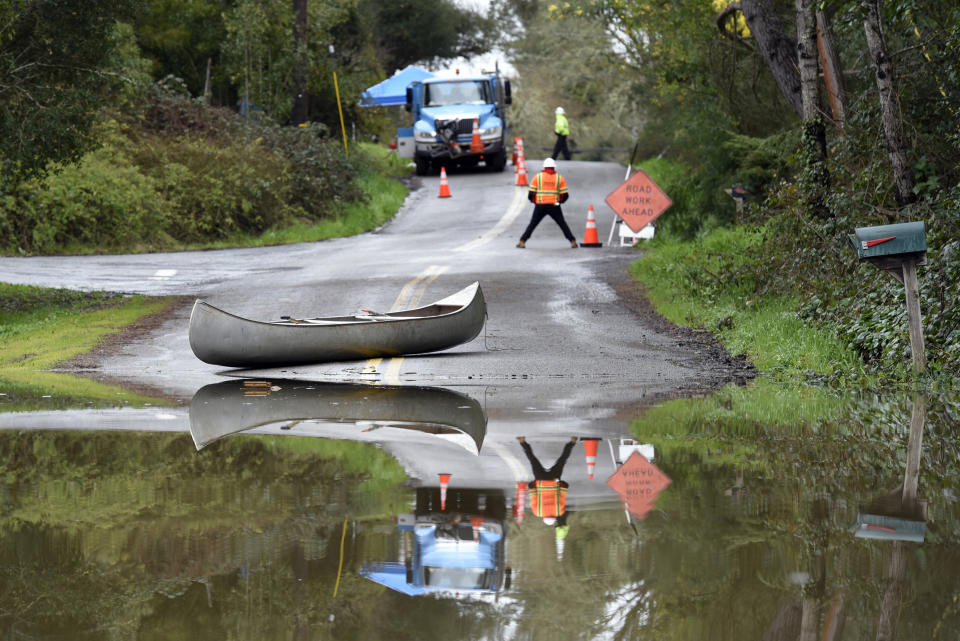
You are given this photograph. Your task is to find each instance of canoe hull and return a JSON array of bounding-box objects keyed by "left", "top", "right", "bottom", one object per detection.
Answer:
[{"left": 189, "top": 282, "right": 486, "bottom": 368}]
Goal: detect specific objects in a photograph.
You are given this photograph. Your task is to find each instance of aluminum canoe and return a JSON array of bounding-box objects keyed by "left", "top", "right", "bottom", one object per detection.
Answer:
[{"left": 189, "top": 282, "right": 486, "bottom": 368}]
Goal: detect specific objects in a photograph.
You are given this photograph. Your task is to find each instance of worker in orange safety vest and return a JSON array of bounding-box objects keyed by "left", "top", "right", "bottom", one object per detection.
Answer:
[
  {"left": 516, "top": 436, "right": 577, "bottom": 525},
  {"left": 516, "top": 157, "right": 578, "bottom": 249}
]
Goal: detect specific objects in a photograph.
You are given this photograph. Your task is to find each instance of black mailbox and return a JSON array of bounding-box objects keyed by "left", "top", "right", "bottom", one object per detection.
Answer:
[{"left": 848, "top": 221, "right": 926, "bottom": 268}]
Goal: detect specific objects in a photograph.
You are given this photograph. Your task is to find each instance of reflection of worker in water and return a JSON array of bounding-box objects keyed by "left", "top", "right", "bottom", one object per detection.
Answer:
[{"left": 517, "top": 436, "right": 576, "bottom": 535}]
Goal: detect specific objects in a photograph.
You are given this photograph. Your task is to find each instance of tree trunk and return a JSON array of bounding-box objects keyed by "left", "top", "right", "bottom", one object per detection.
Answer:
[
  {"left": 291, "top": 0, "right": 309, "bottom": 126},
  {"left": 863, "top": 0, "right": 915, "bottom": 206},
  {"left": 797, "top": 0, "right": 831, "bottom": 217},
  {"left": 796, "top": 0, "right": 819, "bottom": 121},
  {"left": 738, "top": 0, "right": 803, "bottom": 117},
  {"left": 817, "top": 11, "right": 846, "bottom": 126}
]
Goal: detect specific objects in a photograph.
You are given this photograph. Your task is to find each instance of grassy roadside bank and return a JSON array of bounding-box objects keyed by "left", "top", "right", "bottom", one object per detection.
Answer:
[
  {"left": 0, "top": 284, "right": 176, "bottom": 406},
  {"left": 0, "top": 152, "right": 412, "bottom": 405},
  {"left": 629, "top": 228, "right": 863, "bottom": 382},
  {"left": 627, "top": 226, "right": 867, "bottom": 442}
]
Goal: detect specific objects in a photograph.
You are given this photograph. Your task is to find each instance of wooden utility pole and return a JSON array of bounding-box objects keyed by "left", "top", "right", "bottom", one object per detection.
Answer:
[{"left": 291, "top": 0, "right": 309, "bottom": 126}]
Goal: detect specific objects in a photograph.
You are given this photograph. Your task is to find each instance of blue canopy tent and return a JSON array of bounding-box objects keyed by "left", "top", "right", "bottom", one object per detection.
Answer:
[{"left": 359, "top": 65, "right": 434, "bottom": 107}]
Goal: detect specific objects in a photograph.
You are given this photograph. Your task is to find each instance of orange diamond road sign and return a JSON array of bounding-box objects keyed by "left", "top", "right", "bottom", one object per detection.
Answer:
[
  {"left": 604, "top": 170, "right": 672, "bottom": 234},
  {"left": 606, "top": 451, "right": 671, "bottom": 520}
]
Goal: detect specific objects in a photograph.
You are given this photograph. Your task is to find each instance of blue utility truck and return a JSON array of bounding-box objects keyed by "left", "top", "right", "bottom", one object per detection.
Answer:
[
  {"left": 361, "top": 487, "right": 512, "bottom": 597},
  {"left": 405, "top": 70, "right": 511, "bottom": 175}
]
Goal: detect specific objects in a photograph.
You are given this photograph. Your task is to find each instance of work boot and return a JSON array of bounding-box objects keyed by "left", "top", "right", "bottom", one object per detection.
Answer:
[
  {"left": 516, "top": 240, "right": 525, "bottom": 248},
  {"left": 570, "top": 241, "right": 578, "bottom": 248}
]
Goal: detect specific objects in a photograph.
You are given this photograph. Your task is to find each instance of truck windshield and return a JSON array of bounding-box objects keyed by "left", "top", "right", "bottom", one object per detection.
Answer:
[
  {"left": 424, "top": 567, "right": 492, "bottom": 590},
  {"left": 424, "top": 81, "right": 490, "bottom": 107}
]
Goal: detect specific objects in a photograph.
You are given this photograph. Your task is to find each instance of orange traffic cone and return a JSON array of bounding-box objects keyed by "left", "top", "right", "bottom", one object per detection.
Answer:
[
  {"left": 439, "top": 472, "right": 451, "bottom": 510},
  {"left": 470, "top": 515, "right": 484, "bottom": 541},
  {"left": 582, "top": 438, "right": 600, "bottom": 479},
  {"left": 438, "top": 167, "right": 452, "bottom": 198},
  {"left": 512, "top": 136, "right": 523, "bottom": 166},
  {"left": 580, "top": 205, "right": 602, "bottom": 247},
  {"left": 516, "top": 157, "right": 528, "bottom": 187},
  {"left": 514, "top": 481, "right": 526, "bottom": 524},
  {"left": 470, "top": 118, "right": 483, "bottom": 153}
]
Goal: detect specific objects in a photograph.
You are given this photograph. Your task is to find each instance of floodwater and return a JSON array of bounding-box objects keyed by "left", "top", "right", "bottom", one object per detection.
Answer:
[{"left": 1, "top": 379, "right": 958, "bottom": 640}]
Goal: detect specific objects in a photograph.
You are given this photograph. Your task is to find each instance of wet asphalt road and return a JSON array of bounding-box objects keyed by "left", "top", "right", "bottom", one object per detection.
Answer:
[{"left": 0, "top": 159, "right": 732, "bottom": 495}]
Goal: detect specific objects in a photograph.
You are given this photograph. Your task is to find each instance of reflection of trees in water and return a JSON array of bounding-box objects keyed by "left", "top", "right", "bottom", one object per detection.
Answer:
[
  {"left": 0, "top": 431, "right": 407, "bottom": 637},
  {"left": 611, "top": 390, "right": 960, "bottom": 641}
]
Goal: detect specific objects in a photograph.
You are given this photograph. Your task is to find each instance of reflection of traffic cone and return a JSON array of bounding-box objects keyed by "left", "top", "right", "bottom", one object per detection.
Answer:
[
  {"left": 470, "top": 118, "right": 483, "bottom": 153},
  {"left": 581, "top": 206, "right": 602, "bottom": 247},
  {"left": 438, "top": 167, "right": 451, "bottom": 198},
  {"left": 514, "top": 481, "right": 526, "bottom": 524},
  {"left": 439, "top": 473, "right": 451, "bottom": 510},
  {"left": 516, "top": 157, "right": 528, "bottom": 186},
  {"left": 470, "top": 516, "right": 484, "bottom": 541},
  {"left": 582, "top": 438, "right": 600, "bottom": 479}
]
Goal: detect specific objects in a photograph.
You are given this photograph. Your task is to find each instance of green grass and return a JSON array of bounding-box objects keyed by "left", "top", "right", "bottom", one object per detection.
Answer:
[
  {"left": 630, "top": 228, "right": 862, "bottom": 380},
  {"left": 174, "top": 141, "right": 410, "bottom": 250},
  {"left": 630, "top": 379, "right": 846, "bottom": 469},
  {"left": 0, "top": 283, "right": 175, "bottom": 406},
  {"left": 247, "top": 173, "right": 408, "bottom": 246}
]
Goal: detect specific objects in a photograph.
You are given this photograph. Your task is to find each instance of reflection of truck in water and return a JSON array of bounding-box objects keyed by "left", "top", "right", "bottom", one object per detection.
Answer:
[
  {"left": 405, "top": 71, "right": 511, "bottom": 176},
  {"left": 361, "top": 487, "right": 511, "bottom": 597}
]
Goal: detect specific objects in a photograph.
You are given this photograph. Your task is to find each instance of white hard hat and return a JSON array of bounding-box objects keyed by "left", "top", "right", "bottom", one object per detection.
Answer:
[
  {"left": 543, "top": 157, "right": 556, "bottom": 169},
  {"left": 555, "top": 106, "right": 565, "bottom": 114},
  {"left": 542, "top": 517, "right": 557, "bottom": 526}
]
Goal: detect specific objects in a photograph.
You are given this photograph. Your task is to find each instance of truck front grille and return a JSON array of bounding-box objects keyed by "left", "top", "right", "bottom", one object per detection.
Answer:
[{"left": 436, "top": 119, "right": 475, "bottom": 136}]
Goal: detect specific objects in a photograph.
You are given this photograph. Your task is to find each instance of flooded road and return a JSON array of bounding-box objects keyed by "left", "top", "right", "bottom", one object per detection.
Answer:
[{"left": 1, "top": 382, "right": 958, "bottom": 639}]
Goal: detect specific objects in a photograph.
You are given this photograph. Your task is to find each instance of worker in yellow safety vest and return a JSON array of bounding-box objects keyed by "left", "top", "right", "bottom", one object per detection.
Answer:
[
  {"left": 552, "top": 106, "right": 571, "bottom": 161},
  {"left": 516, "top": 157, "right": 578, "bottom": 249}
]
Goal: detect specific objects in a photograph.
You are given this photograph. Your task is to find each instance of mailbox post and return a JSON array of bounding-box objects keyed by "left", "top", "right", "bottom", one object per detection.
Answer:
[{"left": 848, "top": 222, "right": 927, "bottom": 374}]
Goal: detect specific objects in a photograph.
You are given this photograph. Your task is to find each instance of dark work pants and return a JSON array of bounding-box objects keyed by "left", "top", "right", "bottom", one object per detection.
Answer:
[
  {"left": 552, "top": 134, "right": 571, "bottom": 160},
  {"left": 520, "top": 205, "right": 576, "bottom": 243},
  {"left": 520, "top": 439, "right": 575, "bottom": 480}
]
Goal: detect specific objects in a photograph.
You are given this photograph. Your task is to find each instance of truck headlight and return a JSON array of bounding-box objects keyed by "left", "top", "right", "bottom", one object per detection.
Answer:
[
  {"left": 480, "top": 126, "right": 502, "bottom": 140},
  {"left": 415, "top": 129, "right": 437, "bottom": 141}
]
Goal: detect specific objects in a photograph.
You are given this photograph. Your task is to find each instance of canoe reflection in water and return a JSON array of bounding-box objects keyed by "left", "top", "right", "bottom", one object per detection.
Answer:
[{"left": 188, "top": 379, "right": 487, "bottom": 455}]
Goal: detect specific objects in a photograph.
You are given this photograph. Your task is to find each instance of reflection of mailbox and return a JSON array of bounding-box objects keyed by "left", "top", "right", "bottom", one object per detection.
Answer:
[
  {"left": 851, "top": 513, "right": 926, "bottom": 543},
  {"left": 848, "top": 222, "right": 926, "bottom": 268}
]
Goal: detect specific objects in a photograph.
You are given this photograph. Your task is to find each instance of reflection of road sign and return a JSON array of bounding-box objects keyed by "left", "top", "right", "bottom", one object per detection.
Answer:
[
  {"left": 604, "top": 170, "right": 672, "bottom": 233},
  {"left": 606, "top": 451, "right": 671, "bottom": 520}
]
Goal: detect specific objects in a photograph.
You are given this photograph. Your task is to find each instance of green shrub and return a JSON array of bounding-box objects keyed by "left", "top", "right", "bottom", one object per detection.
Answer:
[{"left": 0, "top": 84, "right": 385, "bottom": 255}]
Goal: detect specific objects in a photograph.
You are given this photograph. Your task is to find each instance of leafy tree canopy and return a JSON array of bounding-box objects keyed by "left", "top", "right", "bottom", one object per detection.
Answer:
[
  {"left": 0, "top": 0, "right": 134, "bottom": 179},
  {"left": 360, "top": 0, "right": 498, "bottom": 74}
]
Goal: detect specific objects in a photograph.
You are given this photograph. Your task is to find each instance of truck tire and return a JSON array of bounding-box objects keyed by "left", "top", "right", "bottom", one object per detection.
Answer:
[
  {"left": 414, "top": 157, "right": 431, "bottom": 176},
  {"left": 487, "top": 150, "right": 507, "bottom": 172}
]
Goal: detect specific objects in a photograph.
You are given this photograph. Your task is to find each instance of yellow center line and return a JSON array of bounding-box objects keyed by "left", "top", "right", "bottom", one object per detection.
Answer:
[
  {"left": 361, "top": 179, "right": 519, "bottom": 380},
  {"left": 487, "top": 440, "right": 528, "bottom": 483},
  {"left": 452, "top": 186, "right": 527, "bottom": 253},
  {"left": 365, "top": 265, "right": 450, "bottom": 383}
]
